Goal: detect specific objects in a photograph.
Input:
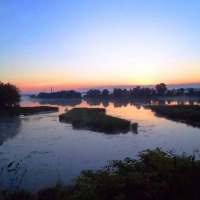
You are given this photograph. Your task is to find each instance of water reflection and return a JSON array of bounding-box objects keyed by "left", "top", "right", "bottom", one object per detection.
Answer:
[
  {"left": 86, "top": 98, "right": 200, "bottom": 107},
  {"left": 101, "top": 99, "right": 109, "bottom": 107},
  {"left": 1, "top": 97, "right": 200, "bottom": 192},
  {"left": 30, "top": 97, "right": 200, "bottom": 108},
  {"left": 152, "top": 99, "right": 200, "bottom": 105},
  {"left": 87, "top": 99, "right": 102, "bottom": 106},
  {"left": 111, "top": 99, "right": 129, "bottom": 107},
  {"left": 0, "top": 117, "right": 21, "bottom": 146},
  {"left": 152, "top": 112, "right": 200, "bottom": 129},
  {"left": 31, "top": 99, "right": 82, "bottom": 107}
]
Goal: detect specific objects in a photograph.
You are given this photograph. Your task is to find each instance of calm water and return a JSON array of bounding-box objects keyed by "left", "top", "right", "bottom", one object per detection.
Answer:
[{"left": 0, "top": 97, "right": 200, "bottom": 192}]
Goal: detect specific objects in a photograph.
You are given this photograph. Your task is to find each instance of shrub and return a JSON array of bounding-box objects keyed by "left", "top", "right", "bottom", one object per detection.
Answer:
[{"left": 71, "top": 148, "right": 200, "bottom": 200}]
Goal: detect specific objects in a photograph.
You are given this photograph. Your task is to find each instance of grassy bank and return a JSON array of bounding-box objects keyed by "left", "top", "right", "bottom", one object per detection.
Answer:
[
  {"left": 59, "top": 107, "right": 132, "bottom": 133},
  {"left": 146, "top": 105, "right": 200, "bottom": 127},
  {"left": 0, "top": 106, "right": 59, "bottom": 116},
  {"left": 1, "top": 148, "right": 200, "bottom": 200}
]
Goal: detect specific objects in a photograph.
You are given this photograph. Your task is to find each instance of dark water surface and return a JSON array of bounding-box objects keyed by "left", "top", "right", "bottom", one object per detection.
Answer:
[{"left": 0, "top": 97, "right": 200, "bottom": 192}]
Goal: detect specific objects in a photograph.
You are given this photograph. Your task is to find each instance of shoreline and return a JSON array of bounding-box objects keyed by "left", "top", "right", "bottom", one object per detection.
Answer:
[{"left": 0, "top": 106, "right": 59, "bottom": 116}]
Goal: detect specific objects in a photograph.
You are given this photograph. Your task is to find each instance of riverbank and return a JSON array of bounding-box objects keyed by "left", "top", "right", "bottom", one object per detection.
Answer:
[
  {"left": 0, "top": 106, "right": 59, "bottom": 116},
  {"left": 146, "top": 105, "right": 200, "bottom": 127}
]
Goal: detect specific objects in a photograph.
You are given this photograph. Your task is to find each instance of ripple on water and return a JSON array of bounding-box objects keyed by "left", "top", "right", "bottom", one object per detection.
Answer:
[{"left": 1, "top": 98, "right": 200, "bottom": 192}]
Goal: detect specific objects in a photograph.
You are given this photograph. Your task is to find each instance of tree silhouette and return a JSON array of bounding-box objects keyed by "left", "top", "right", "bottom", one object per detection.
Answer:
[
  {"left": 101, "top": 89, "right": 109, "bottom": 98},
  {"left": 187, "top": 88, "right": 195, "bottom": 96},
  {"left": 177, "top": 88, "right": 185, "bottom": 96},
  {"left": 0, "top": 82, "right": 21, "bottom": 107},
  {"left": 86, "top": 89, "right": 101, "bottom": 98},
  {"left": 155, "top": 83, "right": 167, "bottom": 96},
  {"left": 37, "top": 90, "right": 81, "bottom": 99}
]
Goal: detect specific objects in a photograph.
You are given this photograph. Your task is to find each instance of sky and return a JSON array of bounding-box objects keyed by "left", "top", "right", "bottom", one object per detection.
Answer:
[{"left": 1, "top": 0, "right": 200, "bottom": 93}]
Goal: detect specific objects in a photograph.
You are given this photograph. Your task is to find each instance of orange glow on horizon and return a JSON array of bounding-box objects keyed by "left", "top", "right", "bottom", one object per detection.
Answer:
[{"left": 16, "top": 79, "right": 200, "bottom": 94}]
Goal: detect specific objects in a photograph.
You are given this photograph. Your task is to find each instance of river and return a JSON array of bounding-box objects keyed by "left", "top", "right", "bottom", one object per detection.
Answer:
[{"left": 0, "top": 96, "right": 200, "bottom": 192}]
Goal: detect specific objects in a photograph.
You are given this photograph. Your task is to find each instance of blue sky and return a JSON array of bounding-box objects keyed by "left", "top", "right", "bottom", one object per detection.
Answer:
[{"left": 1, "top": 0, "right": 200, "bottom": 93}]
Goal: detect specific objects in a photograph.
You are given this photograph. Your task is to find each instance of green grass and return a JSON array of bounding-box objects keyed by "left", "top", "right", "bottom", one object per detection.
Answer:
[
  {"left": 0, "top": 106, "right": 59, "bottom": 116},
  {"left": 146, "top": 105, "right": 200, "bottom": 127},
  {"left": 59, "top": 107, "right": 131, "bottom": 133}
]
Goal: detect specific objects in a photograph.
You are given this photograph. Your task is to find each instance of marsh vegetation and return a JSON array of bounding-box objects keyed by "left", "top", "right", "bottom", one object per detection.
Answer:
[
  {"left": 146, "top": 105, "right": 200, "bottom": 127},
  {"left": 59, "top": 108, "right": 136, "bottom": 134},
  {"left": 0, "top": 106, "right": 59, "bottom": 116}
]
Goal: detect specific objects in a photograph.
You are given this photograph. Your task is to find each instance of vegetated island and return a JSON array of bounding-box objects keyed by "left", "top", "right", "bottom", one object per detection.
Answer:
[
  {"left": 59, "top": 107, "right": 138, "bottom": 133},
  {"left": 146, "top": 105, "right": 200, "bottom": 127}
]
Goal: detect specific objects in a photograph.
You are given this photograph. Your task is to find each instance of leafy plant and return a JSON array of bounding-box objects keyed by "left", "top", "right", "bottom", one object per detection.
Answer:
[{"left": 71, "top": 148, "right": 200, "bottom": 200}]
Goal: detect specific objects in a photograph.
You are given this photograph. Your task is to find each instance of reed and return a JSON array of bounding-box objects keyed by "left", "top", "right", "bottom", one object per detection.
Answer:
[
  {"left": 59, "top": 107, "right": 131, "bottom": 133},
  {"left": 146, "top": 105, "right": 200, "bottom": 128}
]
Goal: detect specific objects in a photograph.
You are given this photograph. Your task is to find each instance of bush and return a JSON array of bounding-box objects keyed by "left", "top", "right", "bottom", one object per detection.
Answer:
[{"left": 71, "top": 148, "right": 200, "bottom": 200}]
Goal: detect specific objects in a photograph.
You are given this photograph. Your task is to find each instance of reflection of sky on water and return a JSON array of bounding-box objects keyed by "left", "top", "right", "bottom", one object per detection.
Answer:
[
  {"left": 0, "top": 117, "right": 21, "bottom": 146},
  {"left": 0, "top": 96, "right": 200, "bottom": 192}
]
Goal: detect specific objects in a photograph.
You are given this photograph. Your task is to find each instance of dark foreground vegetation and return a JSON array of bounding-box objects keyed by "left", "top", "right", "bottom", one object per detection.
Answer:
[
  {"left": 0, "top": 106, "right": 59, "bottom": 116},
  {"left": 146, "top": 105, "right": 200, "bottom": 127},
  {"left": 1, "top": 148, "right": 200, "bottom": 200},
  {"left": 59, "top": 108, "right": 136, "bottom": 133}
]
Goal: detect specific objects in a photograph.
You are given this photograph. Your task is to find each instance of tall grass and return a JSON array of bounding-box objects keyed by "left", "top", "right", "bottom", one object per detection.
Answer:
[
  {"left": 146, "top": 105, "right": 200, "bottom": 127},
  {"left": 59, "top": 108, "right": 131, "bottom": 133}
]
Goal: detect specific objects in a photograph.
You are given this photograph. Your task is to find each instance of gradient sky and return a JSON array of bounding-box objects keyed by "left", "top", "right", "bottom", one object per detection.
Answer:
[{"left": 1, "top": 0, "right": 200, "bottom": 93}]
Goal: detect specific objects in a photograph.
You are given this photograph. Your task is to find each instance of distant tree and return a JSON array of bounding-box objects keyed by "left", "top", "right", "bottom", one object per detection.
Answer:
[
  {"left": 86, "top": 89, "right": 101, "bottom": 98},
  {"left": 140, "top": 88, "right": 151, "bottom": 97},
  {"left": 122, "top": 89, "right": 129, "bottom": 97},
  {"left": 151, "top": 88, "right": 157, "bottom": 96},
  {"left": 155, "top": 83, "right": 167, "bottom": 96},
  {"left": 73, "top": 92, "right": 82, "bottom": 98},
  {"left": 186, "top": 88, "right": 195, "bottom": 96},
  {"left": 113, "top": 88, "right": 123, "bottom": 97},
  {"left": 0, "top": 82, "right": 21, "bottom": 107},
  {"left": 101, "top": 89, "right": 109, "bottom": 98},
  {"left": 177, "top": 88, "right": 185, "bottom": 96},
  {"left": 196, "top": 89, "right": 200, "bottom": 97},
  {"left": 130, "top": 86, "right": 140, "bottom": 97},
  {"left": 166, "top": 90, "right": 172, "bottom": 96},
  {"left": 37, "top": 90, "right": 82, "bottom": 99},
  {"left": 170, "top": 89, "right": 176, "bottom": 96}
]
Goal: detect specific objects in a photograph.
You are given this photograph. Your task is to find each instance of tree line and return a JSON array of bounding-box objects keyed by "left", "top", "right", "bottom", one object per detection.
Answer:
[
  {"left": 36, "top": 90, "right": 82, "bottom": 99},
  {"left": 1, "top": 82, "right": 200, "bottom": 108},
  {"left": 84, "top": 83, "right": 200, "bottom": 99}
]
